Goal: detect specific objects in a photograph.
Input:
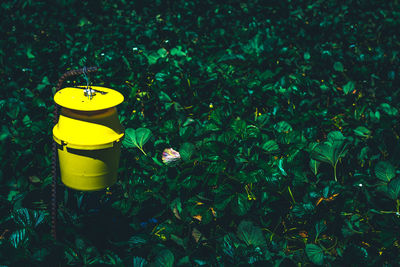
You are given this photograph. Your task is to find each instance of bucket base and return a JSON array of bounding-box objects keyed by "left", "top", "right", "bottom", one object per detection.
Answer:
[
  {"left": 61, "top": 175, "right": 117, "bottom": 191},
  {"left": 57, "top": 143, "right": 121, "bottom": 191}
]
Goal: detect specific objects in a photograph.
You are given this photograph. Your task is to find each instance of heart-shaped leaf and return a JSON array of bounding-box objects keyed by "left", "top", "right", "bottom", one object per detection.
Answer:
[
  {"left": 311, "top": 132, "right": 348, "bottom": 171},
  {"left": 311, "top": 143, "right": 336, "bottom": 165},
  {"left": 135, "top": 128, "right": 152, "bottom": 147},
  {"left": 306, "top": 244, "right": 324, "bottom": 265},
  {"left": 375, "top": 161, "right": 395, "bottom": 182},
  {"left": 237, "top": 220, "right": 266, "bottom": 247},
  {"left": 123, "top": 128, "right": 137, "bottom": 148},
  {"left": 231, "top": 119, "right": 246, "bottom": 137},
  {"left": 154, "top": 249, "right": 174, "bottom": 267},
  {"left": 386, "top": 178, "right": 400, "bottom": 200},
  {"left": 261, "top": 140, "right": 279, "bottom": 153},
  {"left": 274, "top": 121, "right": 293, "bottom": 133},
  {"left": 123, "top": 128, "right": 152, "bottom": 155},
  {"left": 179, "top": 142, "right": 195, "bottom": 161}
]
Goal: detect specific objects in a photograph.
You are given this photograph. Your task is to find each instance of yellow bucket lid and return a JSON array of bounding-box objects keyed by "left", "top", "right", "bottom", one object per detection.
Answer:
[
  {"left": 54, "top": 86, "right": 124, "bottom": 111},
  {"left": 52, "top": 107, "right": 124, "bottom": 150}
]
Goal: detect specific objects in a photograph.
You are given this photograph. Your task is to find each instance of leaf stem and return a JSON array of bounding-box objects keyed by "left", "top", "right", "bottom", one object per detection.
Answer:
[
  {"left": 379, "top": 210, "right": 397, "bottom": 214},
  {"left": 333, "top": 162, "right": 337, "bottom": 182},
  {"left": 288, "top": 186, "right": 296, "bottom": 204},
  {"left": 323, "top": 236, "right": 338, "bottom": 253},
  {"left": 138, "top": 146, "right": 147, "bottom": 156}
]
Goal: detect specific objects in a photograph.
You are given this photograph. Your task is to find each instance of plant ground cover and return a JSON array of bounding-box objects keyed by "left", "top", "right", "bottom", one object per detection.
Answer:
[{"left": 1, "top": 0, "right": 400, "bottom": 265}]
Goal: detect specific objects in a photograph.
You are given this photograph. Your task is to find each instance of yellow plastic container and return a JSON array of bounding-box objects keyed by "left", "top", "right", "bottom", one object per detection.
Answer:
[{"left": 53, "top": 86, "right": 124, "bottom": 191}]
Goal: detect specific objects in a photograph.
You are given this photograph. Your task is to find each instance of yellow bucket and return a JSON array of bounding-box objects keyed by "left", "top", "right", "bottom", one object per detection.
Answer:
[{"left": 53, "top": 86, "right": 124, "bottom": 191}]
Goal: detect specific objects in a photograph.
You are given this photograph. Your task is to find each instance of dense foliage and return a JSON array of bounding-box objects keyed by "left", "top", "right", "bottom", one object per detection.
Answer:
[{"left": 1, "top": 0, "right": 400, "bottom": 265}]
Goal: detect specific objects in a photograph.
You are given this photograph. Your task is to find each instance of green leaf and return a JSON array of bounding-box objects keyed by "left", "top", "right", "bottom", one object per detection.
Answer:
[
  {"left": 41, "top": 76, "right": 50, "bottom": 85},
  {"left": 274, "top": 121, "right": 293, "bottom": 133},
  {"left": 177, "top": 256, "right": 190, "bottom": 265},
  {"left": 123, "top": 128, "right": 138, "bottom": 148},
  {"left": 292, "top": 203, "right": 315, "bottom": 218},
  {"left": 146, "top": 51, "right": 163, "bottom": 65},
  {"left": 36, "top": 76, "right": 51, "bottom": 93},
  {"left": 26, "top": 47, "right": 35, "bottom": 59},
  {"left": 179, "top": 142, "right": 195, "bottom": 161},
  {"left": 333, "top": 62, "right": 344, "bottom": 72},
  {"left": 135, "top": 128, "right": 152, "bottom": 146},
  {"left": 13, "top": 209, "right": 47, "bottom": 228},
  {"left": 311, "top": 131, "right": 348, "bottom": 167},
  {"left": 152, "top": 156, "right": 164, "bottom": 166},
  {"left": 327, "top": 131, "right": 345, "bottom": 143},
  {"left": 380, "top": 103, "right": 398, "bottom": 116},
  {"left": 237, "top": 220, "right": 266, "bottom": 247},
  {"left": 343, "top": 81, "right": 355, "bottom": 95},
  {"left": 170, "top": 46, "right": 186, "bottom": 57},
  {"left": 154, "top": 249, "right": 174, "bottom": 267},
  {"left": 179, "top": 126, "right": 193, "bottom": 139},
  {"left": 146, "top": 48, "right": 168, "bottom": 65},
  {"left": 304, "top": 52, "right": 311, "bottom": 60},
  {"left": 12, "top": 208, "right": 31, "bottom": 227},
  {"left": 23, "top": 115, "right": 32, "bottom": 127},
  {"left": 218, "top": 131, "right": 236, "bottom": 145},
  {"left": 311, "top": 143, "right": 335, "bottom": 165},
  {"left": 32, "top": 210, "right": 46, "bottom": 227},
  {"left": 315, "top": 221, "right": 327, "bottom": 241},
  {"left": 0, "top": 126, "right": 10, "bottom": 141},
  {"left": 246, "top": 125, "right": 260, "bottom": 139},
  {"left": 309, "top": 159, "right": 320, "bottom": 175},
  {"left": 128, "top": 236, "right": 148, "bottom": 247},
  {"left": 387, "top": 178, "right": 400, "bottom": 200},
  {"left": 133, "top": 256, "right": 148, "bottom": 267},
  {"left": 215, "top": 184, "right": 234, "bottom": 211},
  {"left": 305, "top": 244, "right": 324, "bottom": 265},
  {"left": 159, "top": 91, "right": 172, "bottom": 102},
  {"left": 7, "top": 190, "right": 19, "bottom": 201},
  {"left": 354, "top": 126, "right": 370, "bottom": 138},
  {"left": 10, "top": 229, "right": 27, "bottom": 248},
  {"left": 210, "top": 109, "right": 226, "bottom": 126},
  {"left": 261, "top": 140, "right": 279, "bottom": 153},
  {"left": 232, "top": 193, "right": 252, "bottom": 216},
  {"left": 258, "top": 70, "right": 276, "bottom": 82},
  {"left": 243, "top": 32, "right": 264, "bottom": 56},
  {"left": 231, "top": 119, "right": 246, "bottom": 136},
  {"left": 123, "top": 128, "right": 152, "bottom": 154},
  {"left": 375, "top": 161, "right": 395, "bottom": 182},
  {"left": 157, "top": 48, "right": 168, "bottom": 58}
]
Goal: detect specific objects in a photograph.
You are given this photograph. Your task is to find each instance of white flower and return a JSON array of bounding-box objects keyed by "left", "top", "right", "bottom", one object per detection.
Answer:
[{"left": 162, "top": 148, "right": 181, "bottom": 165}]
